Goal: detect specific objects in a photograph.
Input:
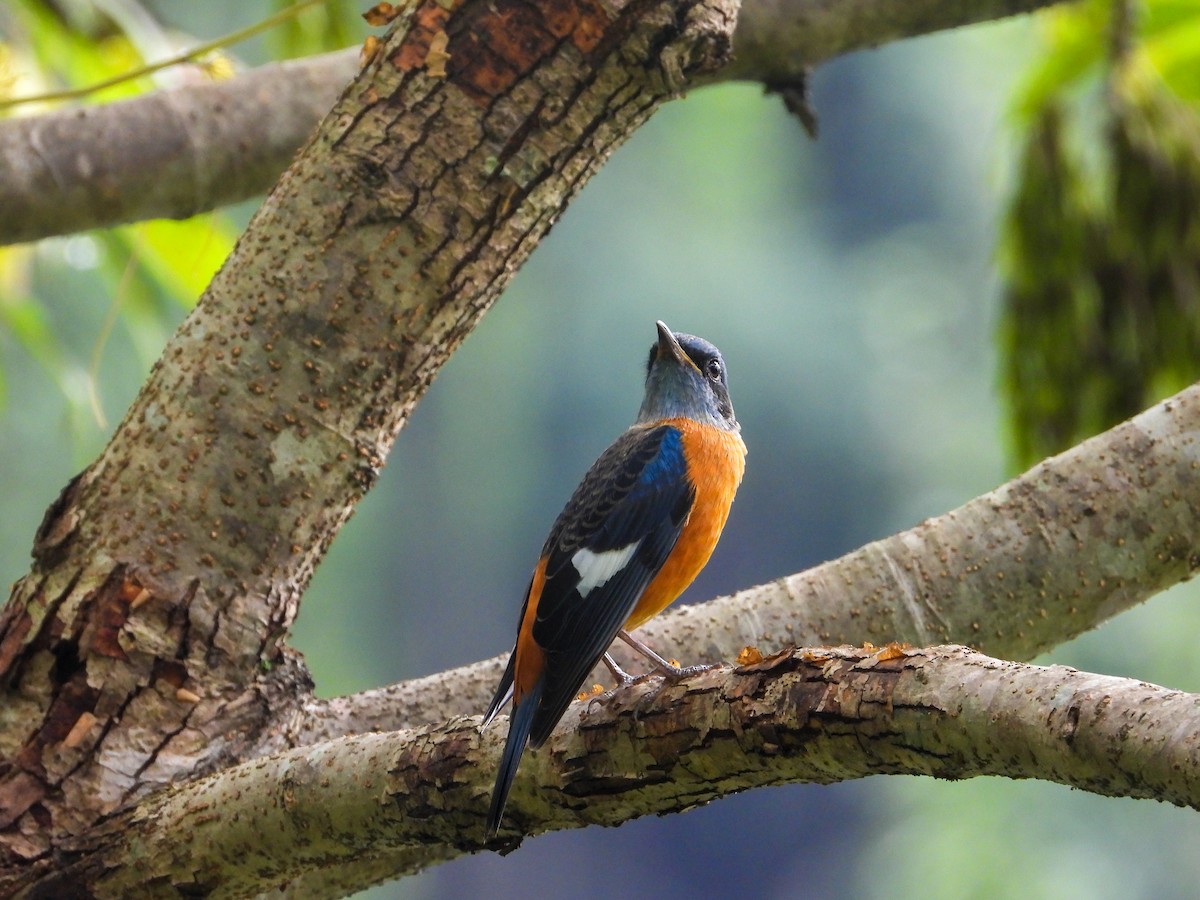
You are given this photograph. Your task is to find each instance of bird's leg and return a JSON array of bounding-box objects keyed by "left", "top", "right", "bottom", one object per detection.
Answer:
[
  {"left": 617, "top": 630, "right": 711, "bottom": 679},
  {"left": 602, "top": 652, "right": 637, "bottom": 687}
]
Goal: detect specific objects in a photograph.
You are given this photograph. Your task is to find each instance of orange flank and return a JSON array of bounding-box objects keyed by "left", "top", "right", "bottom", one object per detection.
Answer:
[
  {"left": 624, "top": 417, "right": 747, "bottom": 630},
  {"left": 513, "top": 556, "right": 549, "bottom": 703}
]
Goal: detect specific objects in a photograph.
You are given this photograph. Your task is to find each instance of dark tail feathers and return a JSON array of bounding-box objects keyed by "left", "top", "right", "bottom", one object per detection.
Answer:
[
  {"left": 482, "top": 651, "right": 516, "bottom": 730},
  {"left": 486, "top": 679, "right": 543, "bottom": 835}
]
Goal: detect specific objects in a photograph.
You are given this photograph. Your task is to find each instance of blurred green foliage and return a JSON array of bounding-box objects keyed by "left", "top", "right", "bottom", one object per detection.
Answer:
[
  {"left": 269, "top": 0, "right": 360, "bottom": 57},
  {"left": 1001, "top": 0, "right": 1200, "bottom": 467}
]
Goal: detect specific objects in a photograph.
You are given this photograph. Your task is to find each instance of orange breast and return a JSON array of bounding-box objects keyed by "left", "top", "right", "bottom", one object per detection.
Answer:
[{"left": 624, "top": 418, "right": 746, "bottom": 630}]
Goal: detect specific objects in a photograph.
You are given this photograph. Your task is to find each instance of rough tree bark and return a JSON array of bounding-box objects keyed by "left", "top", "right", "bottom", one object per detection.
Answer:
[
  {"left": 0, "top": 0, "right": 1185, "bottom": 896},
  {"left": 35, "top": 644, "right": 1200, "bottom": 897}
]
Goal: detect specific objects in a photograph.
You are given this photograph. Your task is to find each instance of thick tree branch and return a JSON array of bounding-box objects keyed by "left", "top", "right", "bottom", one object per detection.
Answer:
[
  {"left": 0, "top": 0, "right": 1068, "bottom": 245},
  {"left": 34, "top": 645, "right": 1200, "bottom": 897},
  {"left": 288, "top": 381, "right": 1200, "bottom": 743}
]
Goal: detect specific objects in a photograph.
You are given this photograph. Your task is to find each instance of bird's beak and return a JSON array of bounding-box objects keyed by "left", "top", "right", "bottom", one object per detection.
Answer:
[{"left": 655, "top": 321, "right": 699, "bottom": 373}]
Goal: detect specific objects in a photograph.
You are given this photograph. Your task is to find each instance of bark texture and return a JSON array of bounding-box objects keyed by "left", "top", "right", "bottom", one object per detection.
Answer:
[{"left": 32, "top": 645, "right": 1200, "bottom": 897}]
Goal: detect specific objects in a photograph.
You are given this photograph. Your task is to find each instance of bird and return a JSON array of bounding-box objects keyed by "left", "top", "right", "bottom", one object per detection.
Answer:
[{"left": 481, "top": 320, "right": 746, "bottom": 835}]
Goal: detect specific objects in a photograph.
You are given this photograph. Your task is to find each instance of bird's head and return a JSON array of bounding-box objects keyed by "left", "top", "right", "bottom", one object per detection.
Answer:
[{"left": 636, "top": 321, "right": 738, "bottom": 432}]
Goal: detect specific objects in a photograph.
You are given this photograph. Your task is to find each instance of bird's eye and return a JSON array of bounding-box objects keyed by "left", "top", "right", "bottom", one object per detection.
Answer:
[{"left": 705, "top": 359, "right": 722, "bottom": 381}]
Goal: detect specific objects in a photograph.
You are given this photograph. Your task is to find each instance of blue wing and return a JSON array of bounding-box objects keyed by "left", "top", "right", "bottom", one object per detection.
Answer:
[{"left": 526, "top": 424, "right": 695, "bottom": 747}]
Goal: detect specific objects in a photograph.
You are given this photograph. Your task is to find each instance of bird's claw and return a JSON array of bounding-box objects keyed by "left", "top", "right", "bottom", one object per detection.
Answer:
[
  {"left": 651, "top": 660, "right": 714, "bottom": 681},
  {"left": 602, "top": 652, "right": 638, "bottom": 688}
]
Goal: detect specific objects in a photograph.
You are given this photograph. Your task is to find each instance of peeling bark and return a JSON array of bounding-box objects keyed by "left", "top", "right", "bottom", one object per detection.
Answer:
[{"left": 28, "top": 646, "right": 1200, "bottom": 897}]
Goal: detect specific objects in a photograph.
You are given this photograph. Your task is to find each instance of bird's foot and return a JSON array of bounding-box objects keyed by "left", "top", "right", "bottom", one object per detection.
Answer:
[
  {"left": 649, "top": 658, "right": 715, "bottom": 681},
  {"left": 602, "top": 652, "right": 638, "bottom": 688},
  {"left": 616, "top": 630, "right": 714, "bottom": 682}
]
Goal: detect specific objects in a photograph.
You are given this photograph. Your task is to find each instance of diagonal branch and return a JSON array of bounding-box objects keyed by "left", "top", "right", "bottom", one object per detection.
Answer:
[
  {"left": 0, "top": 0, "right": 1067, "bottom": 245},
  {"left": 37, "top": 645, "right": 1200, "bottom": 897},
  {"left": 288, "top": 380, "right": 1200, "bottom": 745}
]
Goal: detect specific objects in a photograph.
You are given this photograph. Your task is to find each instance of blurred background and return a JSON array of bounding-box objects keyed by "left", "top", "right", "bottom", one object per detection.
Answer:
[{"left": 3, "top": 1, "right": 1200, "bottom": 897}]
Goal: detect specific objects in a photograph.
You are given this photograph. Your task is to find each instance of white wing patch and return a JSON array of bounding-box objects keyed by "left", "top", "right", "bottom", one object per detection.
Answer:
[{"left": 572, "top": 543, "right": 640, "bottom": 597}]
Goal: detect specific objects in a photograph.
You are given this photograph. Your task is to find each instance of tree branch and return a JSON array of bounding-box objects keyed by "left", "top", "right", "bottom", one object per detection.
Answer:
[
  {"left": 35, "top": 645, "right": 1200, "bottom": 897},
  {"left": 724, "top": 0, "right": 1067, "bottom": 84},
  {"left": 287, "top": 380, "right": 1200, "bottom": 743},
  {"left": 0, "top": 51, "right": 358, "bottom": 245},
  {"left": 0, "top": 0, "right": 1067, "bottom": 245}
]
